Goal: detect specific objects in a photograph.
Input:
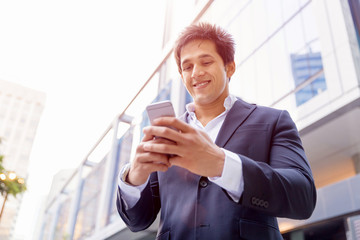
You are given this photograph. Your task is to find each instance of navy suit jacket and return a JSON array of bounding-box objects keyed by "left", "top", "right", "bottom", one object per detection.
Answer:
[{"left": 117, "top": 98, "right": 316, "bottom": 240}]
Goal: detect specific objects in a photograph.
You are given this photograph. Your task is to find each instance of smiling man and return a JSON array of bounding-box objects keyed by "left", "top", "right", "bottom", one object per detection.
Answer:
[{"left": 116, "top": 23, "right": 316, "bottom": 240}]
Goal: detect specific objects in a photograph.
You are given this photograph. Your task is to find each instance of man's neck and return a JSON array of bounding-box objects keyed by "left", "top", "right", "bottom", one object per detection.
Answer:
[{"left": 194, "top": 95, "right": 228, "bottom": 127}]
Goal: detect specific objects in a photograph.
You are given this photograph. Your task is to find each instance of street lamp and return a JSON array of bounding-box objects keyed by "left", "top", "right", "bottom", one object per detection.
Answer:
[
  {"left": 8, "top": 172, "right": 16, "bottom": 180},
  {"left": 18, "top": 178, "right": 24, "bottom": 184},
  {"left": 0, "top": 173, "right": 5, "bottom": 181}
]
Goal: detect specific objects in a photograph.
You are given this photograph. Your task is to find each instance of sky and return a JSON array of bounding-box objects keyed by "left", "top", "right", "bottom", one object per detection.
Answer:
[{"left": 0, "top": 0, "right": 166, "bottom": 238}]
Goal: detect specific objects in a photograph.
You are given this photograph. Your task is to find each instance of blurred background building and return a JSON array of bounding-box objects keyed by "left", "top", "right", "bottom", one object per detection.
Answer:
[
  {"left": 36, "top": 0, "right": 360, "bottom": 239},
  {"left": 0, "top": 79, "right": 46, "bottom": 239}
]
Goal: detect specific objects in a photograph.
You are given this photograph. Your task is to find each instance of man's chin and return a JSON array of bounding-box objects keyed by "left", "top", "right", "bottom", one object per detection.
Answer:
[
  {"left": 194, "top": 97, "right": 213, "bottom": 106},
  {"left": 193, "top": 94, "right": 228, "bottom": 107}
]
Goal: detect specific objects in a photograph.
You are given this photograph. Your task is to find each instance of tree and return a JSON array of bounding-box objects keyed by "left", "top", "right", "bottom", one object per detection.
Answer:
[{"left": 0, "top": 138, "right": 27, "bottom": 221}]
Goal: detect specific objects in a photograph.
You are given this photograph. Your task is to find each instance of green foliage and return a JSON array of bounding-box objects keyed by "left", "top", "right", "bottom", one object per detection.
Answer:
[
  {"left": 0, "top": 138, "right": 27, "bottom": 198},
  {"left": 0, "top": 155, "right": 3, "bottom": 171},
  {"left": 0, "top": 178, "right": 27, "bottom": 197}
]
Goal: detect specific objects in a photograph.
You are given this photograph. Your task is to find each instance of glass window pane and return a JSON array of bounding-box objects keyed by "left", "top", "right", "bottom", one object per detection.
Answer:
[
  {"left": 282, "top": 0, "right": 302, "bottom": 22},
  {"left": 254, "top": 44, "right": 273, "bottom": 105},
  {"left": 251, "top": 0, "right": 268, "bottom": 48},
  {"left": 284, "top": 13, "right": 306, "bottom": 55},
  {"left": 268, "top": 30, "right": 294, "bottom": 101},
  {"left": 265, "top": 0, "right": 285, "bottom": 34}
]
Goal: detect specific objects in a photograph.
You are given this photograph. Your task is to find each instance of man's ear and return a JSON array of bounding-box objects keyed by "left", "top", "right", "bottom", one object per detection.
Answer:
[{"left": 225, "top": 61, "right": 236, "bottom": 78}]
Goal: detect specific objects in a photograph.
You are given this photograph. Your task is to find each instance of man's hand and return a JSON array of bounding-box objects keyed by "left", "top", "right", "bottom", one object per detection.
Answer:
[
  {"left": 142, "top": 117, "right": 225, "bottom": 177},
  {"left": 127, "top": 133, "right": 173, "bottom": 186}
]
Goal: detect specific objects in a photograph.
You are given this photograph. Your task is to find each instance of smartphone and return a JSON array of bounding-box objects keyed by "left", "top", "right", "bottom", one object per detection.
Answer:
[
  {"left": 146, "top": 100, "right": 176, "bottom": 124},
  {"left": 146, "top": 101, "right": 177, "bottom": 157}
]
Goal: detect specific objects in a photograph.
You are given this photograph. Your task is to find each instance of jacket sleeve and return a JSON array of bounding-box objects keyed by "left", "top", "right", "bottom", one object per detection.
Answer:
[
  {"left": 116, "top": 172, "right": 160, "bottom": 231},
  {"left": 239, "top": 110, "right": 316, "bottom": 219}
]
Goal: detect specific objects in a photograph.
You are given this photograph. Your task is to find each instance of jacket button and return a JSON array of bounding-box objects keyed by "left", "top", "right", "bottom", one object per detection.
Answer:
[
  {"left": 251, "top": 197, "right": 258, "bottom": 205},
  {"left": 199, "top": 179, "right": 208, "bottom": 188}
]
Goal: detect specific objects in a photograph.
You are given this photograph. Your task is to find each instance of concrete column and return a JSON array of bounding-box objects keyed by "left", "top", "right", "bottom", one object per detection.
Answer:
[
  {"left": 66, "top": 167, "right": 84, "bottom": 240},
  {"left": 95, "top": 117, "right": 120, "bottom": 231},
  {"left": 352, "top": 153, "right": 360, "bottom": 174},
  {"left": 46, "top": 200, "right": 61, "bottom": 240}
]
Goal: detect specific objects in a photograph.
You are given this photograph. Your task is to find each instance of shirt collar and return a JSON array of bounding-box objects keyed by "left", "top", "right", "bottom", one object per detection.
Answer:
[{"left": 185, "top": 94, "right": 237, "bottom": 119}]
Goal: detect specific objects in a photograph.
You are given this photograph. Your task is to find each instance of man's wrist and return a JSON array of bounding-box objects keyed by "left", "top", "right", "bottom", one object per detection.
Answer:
[
  {"left": 121, "top": 164, "right": 131, "bottom": 184},
  {"left": 215, "top": 147, "right": 226, "bottom": 177}
]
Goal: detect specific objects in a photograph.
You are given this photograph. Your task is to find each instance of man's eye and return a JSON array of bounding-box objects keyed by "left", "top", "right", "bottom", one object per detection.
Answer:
[
  {"left": 203, "top": 61, "right": 213, "bottom": 65},
  {"left": 182, "top": 65, "right": 192, "bottom": 71}
]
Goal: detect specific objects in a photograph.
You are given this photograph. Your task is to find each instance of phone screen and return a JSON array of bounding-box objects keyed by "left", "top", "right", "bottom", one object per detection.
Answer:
[{"left": 146, "top": 101, "right": 175, "bottom": 124}]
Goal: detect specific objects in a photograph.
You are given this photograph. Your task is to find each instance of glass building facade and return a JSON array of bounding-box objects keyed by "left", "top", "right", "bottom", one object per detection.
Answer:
[
  {"left": 290, "top": 52, "right": 326, "bottom": 106},
  {"left": 36, "top": 0, "right": 360, "bottom": 239}
]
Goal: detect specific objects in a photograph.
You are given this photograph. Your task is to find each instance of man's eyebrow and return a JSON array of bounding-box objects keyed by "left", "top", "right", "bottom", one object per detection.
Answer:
[
  {"left": 198, "top": 54, "right": 214, "bottom": 59},
  {"left": 181, "top": 54, "right": 214, "bottom": 66}
]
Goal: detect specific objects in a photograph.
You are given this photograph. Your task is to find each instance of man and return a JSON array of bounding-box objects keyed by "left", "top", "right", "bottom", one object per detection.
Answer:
[{"left": 117, "top": 23, "right": 316, "bottom": 240}]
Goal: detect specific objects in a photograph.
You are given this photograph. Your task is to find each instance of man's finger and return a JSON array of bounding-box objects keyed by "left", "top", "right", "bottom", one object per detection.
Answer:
[
  {"left": 168, "top": 155, "right": 182, "bottom": 167},
  {"left": 143, "top": 126, "right": 182, "bottom": 144},
  {"left": 143, "top": 142, "right": 179, "bottom": 157},
  {"left": 153, "top": 117, "right": 194, "bottom": 133},
  {"left": 142, "top": 162, "right": 170, "bottom": 173},
  {"left": 142, "top": 127, "right": 156, "bottom": 142},
  {"left": 137, "top": 150, "right": 171, "bottom": 167}
]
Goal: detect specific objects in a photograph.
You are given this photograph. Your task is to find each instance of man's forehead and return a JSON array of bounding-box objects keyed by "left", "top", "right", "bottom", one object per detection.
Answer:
[
  {"left": 181, "top": 39, "right": 215, "bottom": 52},
  {"left": 180, "top": 40, "right": 217, "bottom": 63}
]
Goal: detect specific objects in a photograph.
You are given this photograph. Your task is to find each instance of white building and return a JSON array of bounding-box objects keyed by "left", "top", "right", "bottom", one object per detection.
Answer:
[
  {"left": 0, "top": 79, "right": 46, "bottom": 239},
  {"left": 38, "top": 0, "right": 360, "bottom": 239}
]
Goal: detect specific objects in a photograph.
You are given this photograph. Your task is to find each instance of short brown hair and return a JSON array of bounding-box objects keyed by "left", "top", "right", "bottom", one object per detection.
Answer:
[{"left": 174, "top": 22, "right": 235, "bottom": 73}]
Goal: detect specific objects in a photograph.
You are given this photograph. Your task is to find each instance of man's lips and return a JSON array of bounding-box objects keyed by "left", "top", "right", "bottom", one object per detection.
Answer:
[{"left": 193, "top": 80, "right": 210, "bottom": 88}]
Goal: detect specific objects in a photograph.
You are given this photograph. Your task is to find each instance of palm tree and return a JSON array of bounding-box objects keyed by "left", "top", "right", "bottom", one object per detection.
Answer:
[{"left": 0, "top": 138, "right": 27, "bottom": 221}]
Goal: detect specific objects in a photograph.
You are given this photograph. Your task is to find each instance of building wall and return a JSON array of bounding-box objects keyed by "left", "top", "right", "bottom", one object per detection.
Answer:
[{"left": 0, "top": 79, "right": 46, "bottom": 240}]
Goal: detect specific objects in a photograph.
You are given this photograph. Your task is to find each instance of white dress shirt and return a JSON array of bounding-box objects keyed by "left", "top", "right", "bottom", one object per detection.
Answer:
[{"left": 118, "top": 95, "right": 244, "bottom": 209}]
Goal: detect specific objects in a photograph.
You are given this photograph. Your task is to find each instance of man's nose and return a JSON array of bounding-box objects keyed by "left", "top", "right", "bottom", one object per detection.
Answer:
[{"left": 191, "top": 64, "right": 204, "bottom": 78}]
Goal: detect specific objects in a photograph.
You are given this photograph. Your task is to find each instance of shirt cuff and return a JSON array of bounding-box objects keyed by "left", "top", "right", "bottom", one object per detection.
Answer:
[
  {"left": 118, "top": 163, "right": 149, "bottom": 209},
  {"left": 208, "top": 148, "right": 244, "bottom": 202}
]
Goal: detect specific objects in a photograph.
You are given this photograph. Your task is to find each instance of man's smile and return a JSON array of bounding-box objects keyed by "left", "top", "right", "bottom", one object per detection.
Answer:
[{"left": 193, "top": 80, "right": 211, "bottom": 88}]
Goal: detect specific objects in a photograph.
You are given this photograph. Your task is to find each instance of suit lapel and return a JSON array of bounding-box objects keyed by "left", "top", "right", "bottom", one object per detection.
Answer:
[{"left": 215, "top": 98, "right": 257, "bottom": 148}]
